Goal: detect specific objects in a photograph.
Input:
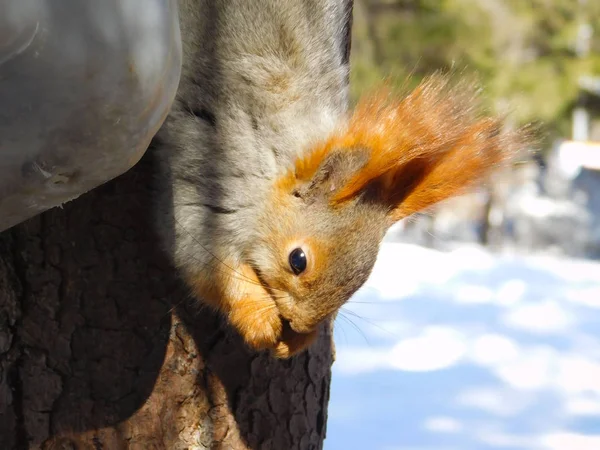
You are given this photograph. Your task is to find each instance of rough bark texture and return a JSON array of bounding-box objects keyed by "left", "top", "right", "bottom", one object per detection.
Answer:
[{"left": 0, "top": 151, "right": 334, "bottom": 449}]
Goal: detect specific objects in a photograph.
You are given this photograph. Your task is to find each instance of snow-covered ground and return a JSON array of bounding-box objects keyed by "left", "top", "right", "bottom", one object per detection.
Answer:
[{"left": 326, "top": 243, "right": 600, "bottom": 450}]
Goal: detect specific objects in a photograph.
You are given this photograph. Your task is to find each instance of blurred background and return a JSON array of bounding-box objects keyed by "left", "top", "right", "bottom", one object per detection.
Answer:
[{"left": 326, "top": 1, "right": 600, "bottom": 449}]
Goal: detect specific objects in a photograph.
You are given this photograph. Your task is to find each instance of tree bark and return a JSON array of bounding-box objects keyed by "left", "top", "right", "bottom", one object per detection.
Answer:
[{"left": 0, "top": 150, "right": 334, "bottom": 449}]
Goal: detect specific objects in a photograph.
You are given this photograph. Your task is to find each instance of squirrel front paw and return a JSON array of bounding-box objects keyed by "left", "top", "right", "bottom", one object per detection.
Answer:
[
  {"left": 227, "top": 296, "right": 318, "bottom": 358},
  {"left": 228, "top": 295, "right": 283, "bottom": 351},
  {"left": 272, "top": 323, "right": 319, "bottom": 359},
  {"left": 200, "top": 262, "right": 320, "bottom": 357}
]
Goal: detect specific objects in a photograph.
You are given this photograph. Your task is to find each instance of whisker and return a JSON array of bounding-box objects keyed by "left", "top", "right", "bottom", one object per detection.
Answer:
[
  {"left": 332, "top": 315, "right": 350, "bottom": 346},
  {"left": 174, "top": 216, "right": 287, "bottom": 293},
  {"left": 336, "top": 311, "right": 370, "bottom": 346},
  {"left": 171, "top": 218, "right": 286, "bottom": 292},
  {"left": 163, "top": 298, "right": 188, "bottom": 319},
  {"left": 340, "top": 307, "right": 399, "bottom": 339},
  {"left": 182, "top": 252, "right": 271, "bottom": 291}
]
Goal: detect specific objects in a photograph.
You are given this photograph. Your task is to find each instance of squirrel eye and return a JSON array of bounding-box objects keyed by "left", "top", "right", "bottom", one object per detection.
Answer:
[{"left": 288, "top": 248, "right": 307, "bottom": 275}]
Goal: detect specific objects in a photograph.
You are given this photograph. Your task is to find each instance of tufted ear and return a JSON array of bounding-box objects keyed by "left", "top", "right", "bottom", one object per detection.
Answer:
[
  {"left": 286, "top": 73, "right": 531, "bottom": 220},
  {"left": 292, "top": 148, "right": 370, "bottom": 203},
  {"left": 358, "top": 114, "right": 514, "bottom": 223}
]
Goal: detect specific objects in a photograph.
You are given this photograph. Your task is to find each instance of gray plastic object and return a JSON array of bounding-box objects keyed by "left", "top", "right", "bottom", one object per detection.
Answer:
[{"left": 0, "top": 0, "right": 182, "bottom": 232}]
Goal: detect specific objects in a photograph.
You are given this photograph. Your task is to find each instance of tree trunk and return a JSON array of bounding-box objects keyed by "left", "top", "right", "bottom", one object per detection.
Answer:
[
  {"left": 479, "top": 188, "right": 493, "bottom": 246},
  {"left": 0, "top": 150, "right": 334, "bottom": 449}
]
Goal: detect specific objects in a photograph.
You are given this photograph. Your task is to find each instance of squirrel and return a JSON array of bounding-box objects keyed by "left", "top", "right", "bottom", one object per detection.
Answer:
[{"left": 153, "top": 0, "right": 530, "bottom": 358}]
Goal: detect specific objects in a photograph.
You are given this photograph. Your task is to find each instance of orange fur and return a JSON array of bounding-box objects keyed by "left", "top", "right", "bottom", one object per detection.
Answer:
[
  {"left": 273, "top": 326, "right": 319, "bottom": 358},
  {"left": 186, "top": 261, "right": 282, "bottom": 350},
  {"left": 191, "top": 75, "right": 530, "bottom": 359},
  {"left": 186, "top": 259, "right": 315, "bottom": 356},
  {"left": 279, "top": 74, "right": 529, "bottom": 220}
]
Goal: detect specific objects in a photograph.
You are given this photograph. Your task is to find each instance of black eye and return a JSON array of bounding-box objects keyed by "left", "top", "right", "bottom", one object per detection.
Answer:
[{"left": 289, "top": 248, "right": 307, "bottom": 275}]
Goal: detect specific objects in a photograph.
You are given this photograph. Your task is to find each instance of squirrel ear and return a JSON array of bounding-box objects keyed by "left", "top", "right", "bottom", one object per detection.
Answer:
[
  {"left": 293, "top": 147, "right": 370, "bottom": 202},
  {"left": 285, "top": 74, "right": 530, "bottom": 217},
  {"left": 372, "top": 119, "right": 513, "bottom": 223},
  {"left": 317, "top": 74, "right": 530, "bottom": 221}
]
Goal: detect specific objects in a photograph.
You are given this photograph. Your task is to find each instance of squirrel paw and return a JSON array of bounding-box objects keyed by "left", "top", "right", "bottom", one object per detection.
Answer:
[
  {"left": 272, "top": 323, "right": 319, "bottom": 359},
  {"left": 228, "top": 296, "right": 283, "bottom": 351},
  {"left": 227, "top": 296, "right": 319, "bottom": 358}
]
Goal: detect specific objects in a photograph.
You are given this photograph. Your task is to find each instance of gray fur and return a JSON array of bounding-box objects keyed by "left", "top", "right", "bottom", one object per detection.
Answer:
[
  {"left": 155, "top": 0, "right": 351, "bottom": 271},
  {"left": 153, "top": 0, "right": 384, "bottom": 336}
]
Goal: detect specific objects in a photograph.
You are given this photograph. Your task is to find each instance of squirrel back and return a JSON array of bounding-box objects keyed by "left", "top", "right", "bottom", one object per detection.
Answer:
[
  {"left": 153, "top": 0, "right": 530, "bottom": 358},
  {"left": 155, "top": 0, "right": 352, "bottom": 268}
]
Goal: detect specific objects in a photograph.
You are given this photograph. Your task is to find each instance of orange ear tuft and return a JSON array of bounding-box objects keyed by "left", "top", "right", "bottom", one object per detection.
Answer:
[{"left": 284, "top": 73, "right": 531, "bottom": 220}]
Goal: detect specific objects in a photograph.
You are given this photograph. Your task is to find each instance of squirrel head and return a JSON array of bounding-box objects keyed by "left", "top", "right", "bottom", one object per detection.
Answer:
[{"left": 245, "top": 74, "right": 530, "bottom": 344}]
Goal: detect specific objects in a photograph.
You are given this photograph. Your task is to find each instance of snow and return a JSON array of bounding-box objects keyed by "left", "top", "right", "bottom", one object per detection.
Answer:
[
  {"left": 325, "top": 242, "right": 600, "bottom": 450},
  {"left": 555, "top": 140, "right": 600, "bottom": 177}
]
